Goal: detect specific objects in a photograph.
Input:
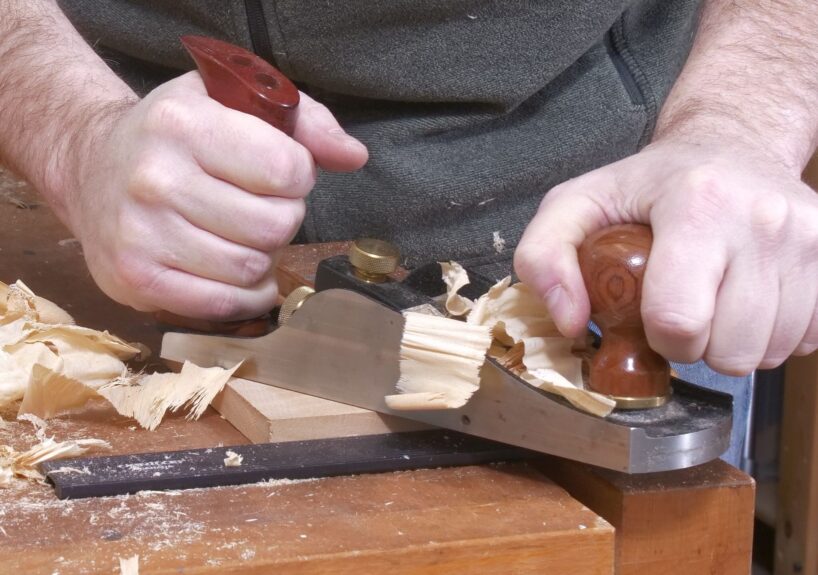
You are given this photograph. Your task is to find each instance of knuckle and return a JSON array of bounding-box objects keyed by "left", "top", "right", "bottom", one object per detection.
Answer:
[
  {"left": 642, "top": 308, "right": 709, "bottom": 341},
  {"left": 256, "top": 201, "right": 305, "bottom": 250},
  {"left": 235, "top": 251, "right": 273, "bottom": 286},
  {"left": 143, "top": 97, "right": 195, "bottom": 139},
  {"left": 263, "top": 147, "right": 315, "bottom": 196},
  {"left": 129, "top": 157, "right": 175, "bottom": 204},
  {"left": 677, "top": 167, "right": 732, "bottom": 228},
  {"left": 750, "top": 193, "right": 790, "bottom": 241},
  {"left": 263, "top": 150, "right": 297, "bottom": 193}
]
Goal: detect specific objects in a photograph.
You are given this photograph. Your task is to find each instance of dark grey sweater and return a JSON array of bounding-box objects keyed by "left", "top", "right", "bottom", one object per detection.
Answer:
[{"left": 58, "top": 0, "right": 702, "bottom": 277}]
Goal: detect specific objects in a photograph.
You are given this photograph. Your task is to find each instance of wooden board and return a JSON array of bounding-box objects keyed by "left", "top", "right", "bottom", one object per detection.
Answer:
[
  {"left": 539, "top": 457, "right": 755, "bottom": 575},
  {"left": 775, "top": 351, "right": 818, "bottom": 575},
  {"left": 0, "top": 403, "right": 614, "bottom": 575},
  {"left": 211, "top": 377, "right": 428, "bottom": 444}
]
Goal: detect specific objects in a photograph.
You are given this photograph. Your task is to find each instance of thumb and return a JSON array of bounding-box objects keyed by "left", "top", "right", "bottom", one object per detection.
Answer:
[
  {"left": 513, "top": 175, "right": 619, "bottom": 337},
  {"left": 291, "top": 92, "right": 369, "bottom": 172}
]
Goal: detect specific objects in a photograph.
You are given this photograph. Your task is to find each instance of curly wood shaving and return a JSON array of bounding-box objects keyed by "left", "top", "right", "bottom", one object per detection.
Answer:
[
  {"left": 385, "top": 312, "right": 492, "bottom": 410},
  {"left": 0, "top": 279, "right": 140, "bottom": 418},
  {"left": 1, "top": 280, "right": 75, "bottom": 325},
  {"left": 19, "top": 364, "right": 103, "bottom": 419},
  {"left": 522, "top": 369, "right": 615, "bottom": 417},
  {"left": 439, "top": 261, "right": 474, "bottom": 316},
  {"left": 440, "top": 270, "right": 615, "bottom": 417},
  {"left": 99, "top": 361, "right": 243, "bottom": 430}
]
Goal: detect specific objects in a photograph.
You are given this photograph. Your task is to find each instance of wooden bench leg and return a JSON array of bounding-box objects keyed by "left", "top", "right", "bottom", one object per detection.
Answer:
[{"left": 538, "top": 458, "right": 755, "bottom": 574}]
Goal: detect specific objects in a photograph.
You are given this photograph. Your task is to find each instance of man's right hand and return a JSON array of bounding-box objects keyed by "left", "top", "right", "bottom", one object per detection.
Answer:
[{"left": 63, "top": 72, "right": 368, "bottom": 320}]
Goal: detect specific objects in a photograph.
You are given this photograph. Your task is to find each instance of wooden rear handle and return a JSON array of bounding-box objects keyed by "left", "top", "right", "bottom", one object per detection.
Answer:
[
  {"left": 155, "top": 36, "right": 300, "bottom": 335},
  {"left": 578, "top": 224, "right": 671, "bottom": 408}
]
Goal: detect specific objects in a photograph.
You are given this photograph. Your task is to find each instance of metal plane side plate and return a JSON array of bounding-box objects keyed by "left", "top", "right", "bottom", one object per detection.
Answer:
[{"left": 161, "top": 289, "right": 731, "bottom": 473}]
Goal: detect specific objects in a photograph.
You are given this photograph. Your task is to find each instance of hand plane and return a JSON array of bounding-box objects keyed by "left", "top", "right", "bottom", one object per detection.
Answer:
[
  {"left": 153, "top": 36, "right": 731, "bottom": 475},
  {"left": 161, "top": 228, "right": 732, "bottom": 475}
]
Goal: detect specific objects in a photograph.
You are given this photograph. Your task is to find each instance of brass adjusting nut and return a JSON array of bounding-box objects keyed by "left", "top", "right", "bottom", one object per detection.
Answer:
[
  {"left": 278, "top": 286, "right": 315, "bottom": 325},
  {"left": 348, "top": 239, "right": 400, "bottom": 283}
]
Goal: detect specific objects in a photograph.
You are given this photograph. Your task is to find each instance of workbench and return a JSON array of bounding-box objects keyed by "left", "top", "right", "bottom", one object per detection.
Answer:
[{"left": 0, "top": 169, "right": 755, "bottom": 574}]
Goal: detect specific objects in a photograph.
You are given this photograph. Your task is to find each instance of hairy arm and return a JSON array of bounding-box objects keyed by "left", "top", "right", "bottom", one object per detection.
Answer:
[
  {"left": 0, "top": 0, "right": 367, "bottom": 320},
  {"left": 0, "top": 0, "right": 137, "bottom": 223},
  {"left": 656, "top": 0, "right": 818, "bottom": 172},
  {"left": 516, "top": 0, "right": 818, "bottom": 374}
]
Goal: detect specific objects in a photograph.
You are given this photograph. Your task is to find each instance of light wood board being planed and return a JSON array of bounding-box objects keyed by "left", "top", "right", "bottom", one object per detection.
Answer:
[{"left": 211, "top": 377, "right": 428, "bottom": 444}]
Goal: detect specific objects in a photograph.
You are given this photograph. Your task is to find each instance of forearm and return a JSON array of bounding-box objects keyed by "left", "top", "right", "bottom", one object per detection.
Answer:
[
  {"left": 655, "top": 0, "right": 818, "bottom": 174},
  {"left": 0, "top": 0, "right": 137, "bottom": 223}
]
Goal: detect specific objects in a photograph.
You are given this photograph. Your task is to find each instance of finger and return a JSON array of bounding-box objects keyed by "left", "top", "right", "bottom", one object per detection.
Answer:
[
  {"left": 514, "top": 175, "right": 617, "bottom": 337},
  {"left": 169, "top": 173, "right": 305, "bottom": 252},
  {"left": 759, "top": 276, "right": 815, "bottom": 368},
  {"left": 131, "top": 267, "right": 280, "bottom": 321},
  {"left": 792, "top": 298, "right": 818, "bottom": 356},
  {"left": 641, "top": 224, "right": 725, "bottom": 363},
  {"left": 169, "top": 96, "right": 317, "bottom": 199},
  {"left": 704, "top": 257, "right": 777, "bottom": 375},
  {"left": 291, "top": 92, "right": 368, "bottom": 172},
  {"left": 147, "top": 213, "right": 275, "bottom": 288}
]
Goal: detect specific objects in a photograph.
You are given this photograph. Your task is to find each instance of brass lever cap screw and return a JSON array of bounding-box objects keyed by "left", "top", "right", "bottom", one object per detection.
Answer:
[
  {"left": 348, "top": 239, "right": 400, "bottom": 283},
  {"left": 278, "top": 286, "right": 315, "bottom": 325}
]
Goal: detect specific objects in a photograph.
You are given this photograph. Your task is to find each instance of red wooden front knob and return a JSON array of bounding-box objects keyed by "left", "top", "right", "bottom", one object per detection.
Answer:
[{"left": 578, "top": 224, "right": 670, "bottom": 409}]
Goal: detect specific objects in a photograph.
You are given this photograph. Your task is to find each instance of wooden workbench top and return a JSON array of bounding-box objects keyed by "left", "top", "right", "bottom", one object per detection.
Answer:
[{"left": 0, "top": 404, "right": 613, "bottom": 574}]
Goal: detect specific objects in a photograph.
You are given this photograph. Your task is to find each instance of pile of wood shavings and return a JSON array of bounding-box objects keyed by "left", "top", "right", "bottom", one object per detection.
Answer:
[
  {"left": 386, "top": 262, "right": 615, "bottom": 417},
  {"left": 0, "top": 280, "right": 242, "bottom": 434}
]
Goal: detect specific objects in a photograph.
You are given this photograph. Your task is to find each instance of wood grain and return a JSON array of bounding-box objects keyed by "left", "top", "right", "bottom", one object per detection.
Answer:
[
  {"left": 211, "top": 377, "right": 428, "bottom": 444},
  {"left": 0, "top": 403, "right": 614, "bottom": 575},
  {"left": 539, "top": 457, "right": 755, "bottom": 575},
  {"left": 578, "top": 224, "right": 670, "bottom": 401},
  {"left": 775, "top": 352, "right": 818, "bottom": 575}
]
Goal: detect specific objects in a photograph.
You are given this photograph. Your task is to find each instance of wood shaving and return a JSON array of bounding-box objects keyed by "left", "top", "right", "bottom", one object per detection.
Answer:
[
  {"left": 0, "top": 416, "right": 110, "bottom": 484},
  {"left": 1, "top": 279, "right": 235, "bottom": 429},
  {"left": 119, "top": 554, "right": 139, "bottom": 575},
  {"left": 224, "top": 450, "right": 243, "bottom": 467},
  {"left": 431, "top": 268, "right": 615, "bottom": 417},
  {"left": 1, "top": 280, "right": 75, "bottom": 325},
  {"left": 385, "top": 312, "right": 492, "bottom": 410},
  {"left": 439, "top": 262, "right": 473, "bottom": 316},
  {"left": 0, "top": 280, "right": 140, "bottom": 417},
  {"left": 99, "top": 361, "right": 243, "bottom": 431}
]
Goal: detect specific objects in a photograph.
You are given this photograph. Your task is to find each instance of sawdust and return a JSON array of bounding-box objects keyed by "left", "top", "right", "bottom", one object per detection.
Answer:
[{"left": 0, "top": 472, "right": 319, "bottom": 574}]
